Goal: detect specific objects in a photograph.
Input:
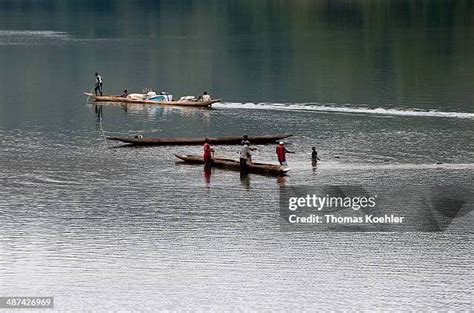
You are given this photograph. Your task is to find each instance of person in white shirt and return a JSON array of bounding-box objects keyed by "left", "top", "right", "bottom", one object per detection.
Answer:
[
  {"left": 240, "top": 142, "right": 251, "bottom": 174},
  {"left": 201, "top": 91, "right": 211, "bottom": 102},
  {"left": 94, "top": 72, "right": 103, "bottom": 96}
]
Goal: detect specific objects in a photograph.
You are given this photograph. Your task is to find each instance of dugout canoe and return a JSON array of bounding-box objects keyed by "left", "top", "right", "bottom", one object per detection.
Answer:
[
  {"left": 84, "top": 92, "right": 220, "bottom": 107},
  {"left": 107, "top": 134, "right": 292, "bottom": 146},
  {"left": 175, "top": 154, "right": 290, "bottom": 175}
]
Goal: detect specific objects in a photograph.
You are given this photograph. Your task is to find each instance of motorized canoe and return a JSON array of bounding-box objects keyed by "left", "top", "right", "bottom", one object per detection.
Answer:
[
  {"left": 175, "top": 154, "right": 290, "bottom": 175},
  {"left": 107, "top": 134, "right": 293, "bottom": 146},
  {"left": 84, "top": 92, "right": 220, "bottom": 107}
]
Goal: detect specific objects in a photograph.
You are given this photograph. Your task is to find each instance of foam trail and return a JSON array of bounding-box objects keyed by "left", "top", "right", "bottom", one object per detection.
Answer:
[
  {"left": 0, "top": 30, "right": 69, "bottom": 38},
  {"left": 215, "top": 102, "right": 474, "bottom": 119},
  {"left": 0, "top": 30, "right": 71, "bottom": 46}
]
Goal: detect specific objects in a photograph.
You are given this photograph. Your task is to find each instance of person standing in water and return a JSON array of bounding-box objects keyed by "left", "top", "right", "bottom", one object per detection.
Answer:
[
  {"left": 203, "top": 138, "right": 214, "bottom": 168},
  {"left": 276, "top": 141, "right": 294, "bottom": 166},
  {"left": 311, "top": 147, "right": 320, "bottom": 166},
  {"left": 94, "top": 72, "right": 103, "bottom": 96}
]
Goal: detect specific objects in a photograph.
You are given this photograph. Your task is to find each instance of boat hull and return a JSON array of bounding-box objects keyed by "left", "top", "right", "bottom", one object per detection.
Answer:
[
  {"left": 175, "top": 154, "right": 289, "bottom": 175},
  {"left": 84, "top": 92, "right": 220, "bottom": 107},
  {"left": 108, "top": 134, "right": 292, "bottom": 146}
]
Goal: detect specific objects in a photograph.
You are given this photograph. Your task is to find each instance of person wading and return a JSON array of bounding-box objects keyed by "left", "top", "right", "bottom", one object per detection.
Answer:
[
  {"left": 276, "top": 141, "right": 294, "bottom": 166},
  {"left": 203, "top": 138, "right": 214, "bottom": 168},
  {"left": 94, "top": 72, "right": 103, "bottom": 96},
  {"left": 311, "top": 147, "right": 320, "bottom": 166}
]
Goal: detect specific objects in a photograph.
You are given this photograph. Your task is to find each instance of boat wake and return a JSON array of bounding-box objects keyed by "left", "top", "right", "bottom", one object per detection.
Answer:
[
  {"left": 0, "top": 30, "right": 145, "bottom": 46},
  {"left": 314, "top": 162, "right": 474, "bottom": 171},
  {"left": 0, "top": 30, "right": 69, "bottom": 38},
  {"left": 216, "top": 102, "right": 474, "bottom": 120},
  {"left": 0, "top": 30, "right": 70, "bottom": 45}
]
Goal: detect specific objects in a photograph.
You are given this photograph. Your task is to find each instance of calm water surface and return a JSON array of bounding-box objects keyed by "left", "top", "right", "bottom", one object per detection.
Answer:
[{"left": 0, "top": 1, "right": 473, "bottom": 311}]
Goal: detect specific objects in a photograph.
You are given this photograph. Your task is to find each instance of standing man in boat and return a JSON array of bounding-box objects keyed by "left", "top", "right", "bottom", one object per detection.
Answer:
[
  {"left": 201, "top": 91, "right": 211, "bottom": 102},
  {"left": 241, "top": 135, "right": 257, "bottom": 159},
  {"left": 203, "top": 138, "right": 214, "bottom": 168},
  {"left": 240, "top": 141, "right": 252, "bottom": 174},
  {"left": 94, "top": 72, "right": 103, "bottom": 96},
  {"left": 276, "top": 141, "right": 294, "bottom": 166}
]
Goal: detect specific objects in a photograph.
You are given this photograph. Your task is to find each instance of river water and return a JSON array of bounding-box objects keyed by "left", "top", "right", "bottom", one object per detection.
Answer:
[{"left": 0, "top": 1, "right": 473, "bottom": 311}]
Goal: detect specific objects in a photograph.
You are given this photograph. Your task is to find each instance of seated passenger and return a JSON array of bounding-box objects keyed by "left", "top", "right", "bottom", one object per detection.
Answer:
[{"left": 201, "top": 91, "right": 212, "bottom": 102}]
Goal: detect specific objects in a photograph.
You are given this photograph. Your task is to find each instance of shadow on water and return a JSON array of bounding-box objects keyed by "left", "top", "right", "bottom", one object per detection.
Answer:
[
  {"left": 94, "top": 104, "right": 108, "bottom": 144},
  {"left": 237, "top": 171, "right": 287, "bottom": 190},
  {"left": 240, "top": 172, "right": 251, "bottom": 190},
  {"left": 204, "top": 164, "right": 212, "bottom": 186},
  {"left": 312, "top": 160, "right": 318, "bottom": 174},
  {"left": 94, "top": 104, "right": 103, "bottom": 122},
  {"left": 108, "top": 143, "right": 153, "bottom": 149},
  {"left": 88, "top": 101, "right": 212, "bottom": 117},
  {"left": 174, "top": 162, "right": 289, "bottom": 188}
]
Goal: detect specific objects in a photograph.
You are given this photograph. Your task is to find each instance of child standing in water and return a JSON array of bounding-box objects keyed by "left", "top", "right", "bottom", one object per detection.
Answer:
[{"left": 311, "top": 147, "right": 320, "bottom": 166}]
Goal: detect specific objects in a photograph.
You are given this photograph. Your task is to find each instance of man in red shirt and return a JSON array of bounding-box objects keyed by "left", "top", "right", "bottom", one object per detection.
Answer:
[
  {"left": 203, "top": 138, "right": 214, "bottom": 168},
  {"left": 276, "top": 141, "right": 294, "bottom": 166}
]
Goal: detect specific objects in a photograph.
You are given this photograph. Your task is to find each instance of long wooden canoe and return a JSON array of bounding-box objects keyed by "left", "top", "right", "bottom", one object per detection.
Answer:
[
  {"left": 175, "top": 154, "right": 289, "bottom": 175},
  {"left": 84, "top": 92, "right": 220, "bottom": 107},
  {"left": 108, "top": 134, "right": 292, "bottom": 146}
]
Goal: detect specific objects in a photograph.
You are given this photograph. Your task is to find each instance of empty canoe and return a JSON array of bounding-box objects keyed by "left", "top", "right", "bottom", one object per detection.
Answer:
[
  {"left": 108, "top": 134, "right": 293, "bottom": 146},
  {"left": 84, "top": 92, "right": 220, "bottom": 107},
  {"left": 175, "top": 154, "right": 289, "bottom": 175}
]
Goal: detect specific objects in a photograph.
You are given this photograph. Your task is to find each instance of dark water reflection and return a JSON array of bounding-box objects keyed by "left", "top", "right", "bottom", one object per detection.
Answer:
[
  {"left": 0, "top": 1, "right": 473, "bottom": 112},
  {"left": 0, "top": 1, "right": 473, "bottom": 311}
]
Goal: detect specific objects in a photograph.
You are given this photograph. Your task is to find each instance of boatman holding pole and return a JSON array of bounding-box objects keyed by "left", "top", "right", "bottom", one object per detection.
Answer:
[
  {"left": 276, "top": 141, "right": 294, "bottom": 166},
  {"left": 240, "top": 141, "right": 252, "bottom": 174},
  {"left": 94, "top": 72, "right": 103, "bottom": 96},
  {"left": 203, "top": 138, "right": 214, "bottom": 168}
]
